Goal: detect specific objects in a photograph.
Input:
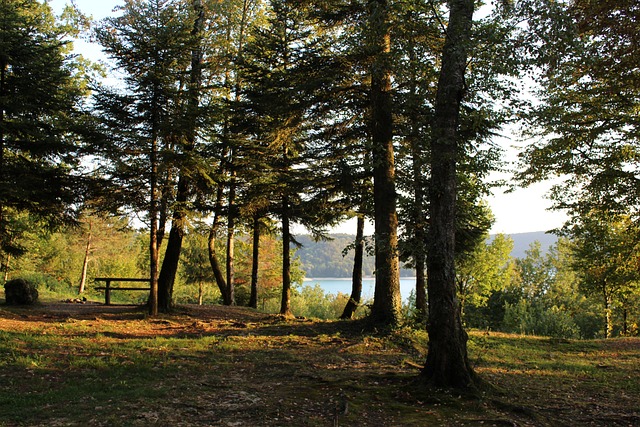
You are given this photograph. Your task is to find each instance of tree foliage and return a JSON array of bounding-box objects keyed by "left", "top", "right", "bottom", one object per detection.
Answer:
[
  {"left": 93, "top": 0, "right": 198, "bottom": 314},
  {"left": 517, "top": 0, "right": 640, "bottom": 218},
  {"left": 567, "top": 213, "right": 640, "bottom": 337},
  {"left": 456, "top": 233, "right": 514, "bottom": 314},
  {"left": 0, "top": 0, "right": 92, "bottom": 263}
]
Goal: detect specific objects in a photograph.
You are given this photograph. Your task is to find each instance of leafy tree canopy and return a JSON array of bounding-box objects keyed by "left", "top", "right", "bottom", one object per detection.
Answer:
[{"left": 517, "top": 0, "right": 640, "bottom": 219}]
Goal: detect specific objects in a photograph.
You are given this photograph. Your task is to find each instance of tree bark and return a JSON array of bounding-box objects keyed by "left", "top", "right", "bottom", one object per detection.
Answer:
[
  {"left": 157, "top": 0, "right": 205, "bottom": 312},
  {"left": 226, "top": 162, "right": 237, "bottom": 306},
  {"left": 157, "top": 213, "right": 184, "bottom": 311},
  {"left": 0, "top": 57, "right": 5, "bottom": 254},
  {"left": 415, "top": 256, "right": 427, "bottom": 320},
  {"left": 157, "top": 163, "right": 189, "bottom": 312},
  {"left": 148, "top": 80, "right": 161, "bottom": 317},
  {"left": 341, "top": 214, "right": 365, "bottom": 319},
  {"left": 280, "top": 194, "right": 293, "bottom": 317},
  {"left": 421, "top": 0, "right": 477, "bottom": 389},
  {"left": 78, "top": 220, "right": 92, "bottom": 294},
  {"left": 2, "top": 253, "right": 9, "bottom": 282},
  {"left": 157, "top": 167, "right": 172, "bottom": 250},
  {"left": 603, "top": 285, "right": 612, "bottom": 339},
  {"left": 208, "top": 185, "right": 231, "bottom": 304},
  {"left": 368, "top": 0, "right": 402, "bottom": 328},
  {"left": 408, "top": 30, "right": 428, "bottom": 321},
  {"left": 149, "top": 147, "right": 159, "bottom": 316},
  {"left": 249, "top": 214, "right": 260, "bottom": 309}
]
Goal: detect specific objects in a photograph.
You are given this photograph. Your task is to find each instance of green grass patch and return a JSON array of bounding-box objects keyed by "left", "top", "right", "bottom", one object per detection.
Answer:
[{"left": 0, "top": 304, "right": 638, "bottom": 426}]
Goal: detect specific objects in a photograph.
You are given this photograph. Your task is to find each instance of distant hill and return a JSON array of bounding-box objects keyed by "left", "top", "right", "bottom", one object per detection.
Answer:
[
  {"left": 295, "top": 234, "right": 370, "bottom": 278},
  {"left": 295, "top": 234, "right": 413, "bottom": 278},
  {"left": 500, "top": 231, "right": 558, "bottom": 259},
  {"left": 296, "top": 231, "right": 558, "bottom": 278}
]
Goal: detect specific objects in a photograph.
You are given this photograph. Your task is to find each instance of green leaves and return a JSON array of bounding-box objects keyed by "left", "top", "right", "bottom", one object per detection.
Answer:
[
  {"left": 517, "top": 0, "right": 640, "bottom": 219},
  {"left": 0, "top": 0, "right": 92, "bottom": 261}
]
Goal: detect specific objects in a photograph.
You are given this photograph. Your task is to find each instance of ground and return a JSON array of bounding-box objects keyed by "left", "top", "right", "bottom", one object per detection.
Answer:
[{"left": 0, "top": 301, "right": 638, "bottom": 426}]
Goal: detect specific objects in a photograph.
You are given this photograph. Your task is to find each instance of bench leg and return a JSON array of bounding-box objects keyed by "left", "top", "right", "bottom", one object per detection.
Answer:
[{"left": 105, "top": 280, "right": 111, "bottom": 305}]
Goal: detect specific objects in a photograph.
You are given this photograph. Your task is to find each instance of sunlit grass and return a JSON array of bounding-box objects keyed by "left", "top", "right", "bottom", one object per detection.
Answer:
[{"left": 0, "top": 306, "right": 638, "bottom": 426}]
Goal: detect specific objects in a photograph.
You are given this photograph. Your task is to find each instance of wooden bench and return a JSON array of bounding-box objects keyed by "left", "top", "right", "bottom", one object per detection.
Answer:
[{"left": 94, "top": 277, "right": 151, "bottom": 305}]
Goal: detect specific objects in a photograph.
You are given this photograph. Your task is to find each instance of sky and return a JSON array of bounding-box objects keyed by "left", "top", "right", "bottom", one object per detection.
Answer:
[{"left": 49, "top": 0, "right": 568, "bottom": 235}]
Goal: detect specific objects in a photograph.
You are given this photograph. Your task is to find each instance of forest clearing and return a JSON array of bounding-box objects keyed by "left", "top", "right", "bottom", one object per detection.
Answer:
[
  {"left": 2, "top": 0, "right": 640, "bottom": 418},
  {"left": 1, "top": 301, "right": 638, "bottom": 426}
]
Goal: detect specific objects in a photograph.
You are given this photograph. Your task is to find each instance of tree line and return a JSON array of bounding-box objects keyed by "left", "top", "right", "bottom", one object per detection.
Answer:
[
  {"left": 1, "top": 0, "right": 638, "bottom": 390},
  {"left": 5, "top": 214, "right": 637, "bottom": 339}
]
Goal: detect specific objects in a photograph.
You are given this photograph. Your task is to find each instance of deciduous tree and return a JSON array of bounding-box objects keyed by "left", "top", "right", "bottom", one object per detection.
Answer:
[
  {"left": 568, "top": 213, "right": 640, "bottom": 338},
  {"left": 455, "top": 233, "right": 514, "bottom": 318},
  {"left": 517, "top": 0, "right": 640, "bottom": 220}
]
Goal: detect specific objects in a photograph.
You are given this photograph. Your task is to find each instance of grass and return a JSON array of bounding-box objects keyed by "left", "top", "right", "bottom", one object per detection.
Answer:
[{"left": 0, "top": 300, "right": 638, "bottom": 426}]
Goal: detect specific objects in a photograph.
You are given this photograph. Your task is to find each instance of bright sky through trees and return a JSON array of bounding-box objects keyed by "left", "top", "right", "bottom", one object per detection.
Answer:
[{"left": 48, "top": 0, "right": 567, "bottom": 235}]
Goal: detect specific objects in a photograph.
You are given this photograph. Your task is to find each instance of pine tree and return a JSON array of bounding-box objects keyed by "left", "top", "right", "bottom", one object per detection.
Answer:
[
  {"left": 422, "top": 0, "right": 479, "bottom": 389},
  {"left": 239, "top": 0, "right": 338, "bottom": 316},
  {"left": 305, "top": 1, "right": 377, "bottom": 321},
  {"left": 367, "top": 0, "right": 402, "bottom": 328},
  {"left": 197, "top": 0, "right": 267, "bottom": 307},
  {"left": 157, "top": 0, "right": 207, "bottom": 312},
  {"left": 93, "top": 0, "right": 193, "bottom": 315},
  {"left": 0, "top": 0, "right": 90, "bottom": 264}
]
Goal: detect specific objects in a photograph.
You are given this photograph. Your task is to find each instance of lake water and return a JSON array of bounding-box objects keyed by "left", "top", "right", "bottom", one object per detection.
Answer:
[{"left": 303, "top": 277, "right": 417, "bottom": 301}]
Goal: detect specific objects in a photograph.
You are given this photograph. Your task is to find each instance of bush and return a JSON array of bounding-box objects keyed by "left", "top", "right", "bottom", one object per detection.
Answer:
[
  {"left": 537, "top": 306, "right": 581, "bottom": 339},
  {"left": 256, "top": 284, "right": 370, "bottom": 320},
  {"left": 503, "top": 301, "right": 580, "bottom": 339},
  {"left": 173, "top": 280, "right": 222, "bottom": 306},
  {"left": 19, "top": 272, "right": 71, "bottom": 293}
]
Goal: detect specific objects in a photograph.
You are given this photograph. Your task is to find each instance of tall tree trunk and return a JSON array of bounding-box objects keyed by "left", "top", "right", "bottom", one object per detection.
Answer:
[
  {"left": 341, "top": 214, "right": 365, "bottom": 319},
  {"left": 226, "top": 162, "right": 236, "bottom": 306},
  {"left": 220, "top": 0, "right": 251, "bottom": 309},
  {"left": 603, "top": 286, "right": 612, "bottom": 339},
  {"left": 147, "top": 79, "right": 162, "bottom": 316},
  {"left": 3, "top": 251, "right": 10, "bottom": 282},
  {"left": 226, "top": 213, "right": 236, "bottom": 305},
  {"left": 208, "top": 184, "right": 231, "bottom": 304},
  {"left": 149, "top": 135, "right": 159, "bottom": 317},
  {"left": 157, "top": 210, "right": 184, "bottom": 311},
  {"left": 157, "top": 167, "right": 172, "bottom": 250},
  {"left": 369, "top": 0, "right": 401, "bottom": 328},
  {"left": 78, "top": 220, "right": 92, "bottom": 294},
  {"left": 157, "top": 165, "right": 188, "bottom": 312},
  {"left": 421, "top": 0, "right": 477, "bottom": 389},
  {"left": 157, "top": 0, "right": 205, "bottom": 312},
  {"left": 249, "top": 214, "right": 260, "bottom": 309},
  {"left": 415, "top": 255, "right": 427, "bottom": 320},
  {"left": 280, "top": 194, "right": 293, "bottom": 317},
  {"left": 408, "top": 29, "right": 428, "bottom": 321},
  {"left": 0, "top": 57, "right": 6, "bottom": 270}
]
